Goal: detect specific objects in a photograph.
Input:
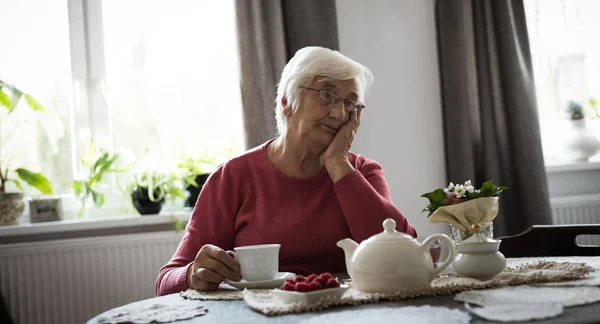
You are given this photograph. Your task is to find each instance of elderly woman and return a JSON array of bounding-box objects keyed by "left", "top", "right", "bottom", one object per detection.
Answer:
[{"left": 156, "top": 46, "right": 417, "bottom": 295}]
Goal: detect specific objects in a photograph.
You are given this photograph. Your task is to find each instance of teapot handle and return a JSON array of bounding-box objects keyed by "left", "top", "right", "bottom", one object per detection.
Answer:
[{"left": 421, "top": 234, "right": 456, "bottom": 278}]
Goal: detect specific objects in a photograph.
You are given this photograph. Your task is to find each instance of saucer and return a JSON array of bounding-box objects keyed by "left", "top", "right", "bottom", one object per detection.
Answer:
[
  {"left": 225, "top": 272, "right": 295, "bottom": 290},
  {"left": 272, "top": 286, "right": 350, "bottom": 305}
]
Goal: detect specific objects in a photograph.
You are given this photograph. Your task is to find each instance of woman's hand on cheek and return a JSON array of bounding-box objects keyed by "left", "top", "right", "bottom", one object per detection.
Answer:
[{"left": 322, "top": 110, "right": 361, "bottom": 182}]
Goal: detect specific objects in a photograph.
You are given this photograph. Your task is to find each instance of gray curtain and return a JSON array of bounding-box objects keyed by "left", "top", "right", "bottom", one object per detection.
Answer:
[
  {"left": 235, "top": 0, "right": 339, "bottom": 149},
  {"left": 436, "top": 0, "right": 552, "bottom": 237}
]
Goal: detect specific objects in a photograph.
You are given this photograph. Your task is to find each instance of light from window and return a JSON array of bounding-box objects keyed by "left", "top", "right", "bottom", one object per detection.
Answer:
[
  {"left": 525, "top": 0, "right": 600, "bottom": 164},
  {"left": 0, "top": 0, "right": 74, "bottom": 194},
  {"left": 101, "top": 0, "right": 244, "bottom": 173}
]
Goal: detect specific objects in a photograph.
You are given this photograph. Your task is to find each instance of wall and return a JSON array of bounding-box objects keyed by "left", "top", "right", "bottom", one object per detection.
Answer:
[{"left": 336, "top": 0, "right": 447, "bottom": 236}]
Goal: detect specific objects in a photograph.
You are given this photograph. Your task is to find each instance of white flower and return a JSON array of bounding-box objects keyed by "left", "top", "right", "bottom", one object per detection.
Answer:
[
  {"left": 475, "top": 189, "right": 481, "bottom": 194},
  {"left": 446, "top": 182, "right": 455, "bottom": 192},
  {"left": 455, "top": 185, "right": 466, "bottom": 198},
  {"left": 466, "top": 185, "right": 475, "bottom": 193},
  {"left": 464, "top": 180, "right": 472, "bottom": 186}
]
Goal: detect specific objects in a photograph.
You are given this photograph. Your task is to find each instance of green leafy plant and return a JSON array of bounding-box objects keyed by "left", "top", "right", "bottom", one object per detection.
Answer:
[
  {"left": 566, "top": 100, "right": 585, "bottom": 120},
  {"left": 178, "top": 145, "right": 237, "bottom": 188},
  {"left": 0, "top": 80, "right": 53, "bottom": 194},
  {"left": 72, "top": 137, "right": 125, "bottom": 215},
  {"left": 421, "top": 180, "right": 508, "bottom": 217},
  {"left": 129, "top": 171, "right": 186, "bottom": 203}
]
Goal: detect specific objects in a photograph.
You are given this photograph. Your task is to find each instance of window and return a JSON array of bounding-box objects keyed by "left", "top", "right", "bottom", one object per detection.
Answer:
[
  {"left": 525, "top": 0, "right": 600, "bottom": 164},
  {"left": 0, "top": 0, "right": 74, "bottom": 194},
  {"left": 1, "top": 0, "right": 244, "bottom": 218}
]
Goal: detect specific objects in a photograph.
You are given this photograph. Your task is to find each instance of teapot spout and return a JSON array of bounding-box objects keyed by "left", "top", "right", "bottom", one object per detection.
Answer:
[{"left": 336, "top": 238, "right": 358, "bottom": 276}]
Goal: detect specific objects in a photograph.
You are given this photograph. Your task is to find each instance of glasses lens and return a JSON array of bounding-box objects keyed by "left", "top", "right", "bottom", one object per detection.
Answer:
[
  {"left": 344, "top": 100, "right": 364, "bottom": 112},
  {"left": 318, "top": 90, "right": 338, "bottom": 104}
]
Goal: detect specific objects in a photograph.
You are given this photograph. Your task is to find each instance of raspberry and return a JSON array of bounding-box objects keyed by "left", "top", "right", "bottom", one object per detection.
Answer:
[
  {"left": 295, "top": 282, "right": 310, "bottom": 292},
  {"left": 294, "top": 275, "right": 307, "bottom": 283},
  {"left": 324, "top": 278, "right": 340, "bottom": 289},
  {"left": 284, "top": 279, "right": 295, "bottom": 285},
  {"left": 307, "top": 274, "right": 318, "bottom": 282},
  {"left": 315, "top": 275, "right": 328, "bottom": 286},
  {"left": 308, "top": 281, "right": 323, "bottom": 291},
  {"left": 319, "top": 272, "right": 332, "bottom": 281},
  {"left": 281, "top": 281, "right": 295, "bottom": 291}
]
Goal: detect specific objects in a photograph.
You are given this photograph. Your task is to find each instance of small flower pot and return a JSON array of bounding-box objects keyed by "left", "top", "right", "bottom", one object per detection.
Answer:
[
  {"left": 131, "top": 187, "right": 164, "bottom": 215},
  {"left": 29, "top": 196, "right": 63, "bottom": 223},
  {"left": 0, "top": 193, "right": 25, "bottom": 226},
  {"left": 184, "top": 173, "right": 210, "bottom": 208}
]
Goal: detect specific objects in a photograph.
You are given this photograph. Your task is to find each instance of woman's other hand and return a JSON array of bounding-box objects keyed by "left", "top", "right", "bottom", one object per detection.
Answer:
[
  {"left": 187, "top": 244, "right": 242, "bottom": 291},
  {"left": 322, "top": 110, "right": 361, "bottom": 182}
]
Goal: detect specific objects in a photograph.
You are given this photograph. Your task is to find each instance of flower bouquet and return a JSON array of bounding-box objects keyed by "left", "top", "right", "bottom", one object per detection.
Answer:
[{"left": 422, "top": 180, "right": 508, "bottom": 241}]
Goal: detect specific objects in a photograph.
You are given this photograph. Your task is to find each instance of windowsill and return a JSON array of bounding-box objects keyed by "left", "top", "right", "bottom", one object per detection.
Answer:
[
  {"left": 546, "top": 160, "right": 600, "bottom": 173},
  {"left": 0, "top": 211, "right": 190, "bottom": 244}
]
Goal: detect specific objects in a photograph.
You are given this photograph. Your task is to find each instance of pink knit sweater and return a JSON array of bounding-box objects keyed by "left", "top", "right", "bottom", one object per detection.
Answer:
[{"left": 155, "top": 141, "right": 417, "bottom": 296}]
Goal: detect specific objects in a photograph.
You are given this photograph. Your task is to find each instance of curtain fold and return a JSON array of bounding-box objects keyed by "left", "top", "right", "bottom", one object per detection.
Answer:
[
  {"left": 436, "top": 0, "right": 552, "bottom": 237},
  {"left": 235, "top": 0, "right": 339, "bottom": 149}
]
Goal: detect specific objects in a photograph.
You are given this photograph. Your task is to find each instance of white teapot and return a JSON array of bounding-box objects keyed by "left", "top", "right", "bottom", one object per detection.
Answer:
[{"left": 337, "top": 218, "right": 455, "bottom": 293}]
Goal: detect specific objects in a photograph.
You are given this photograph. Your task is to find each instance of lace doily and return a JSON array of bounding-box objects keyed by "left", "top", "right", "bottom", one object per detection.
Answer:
[
  {"left": 243, "top": 260, "right": 594, "bottom": 316},
  {"left": 96, "top": 303, "right": 207, "bottom": 324},
  {"left": 455, "top": 286, "right": 600, "bottom": 307},
  {"left": 180, "top": 282, "right": 272, "bottom": 300},
  {"left": 464, "top": 303, "right": 564, "bottom": 322},
  {"left": 298, "top": 306, "right": 471, "bottom": 324}
]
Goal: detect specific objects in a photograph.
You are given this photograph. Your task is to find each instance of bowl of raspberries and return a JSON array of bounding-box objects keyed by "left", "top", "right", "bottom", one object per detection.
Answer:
[{"left": 272, "top": 272, "right": 349, "bottom": 304}]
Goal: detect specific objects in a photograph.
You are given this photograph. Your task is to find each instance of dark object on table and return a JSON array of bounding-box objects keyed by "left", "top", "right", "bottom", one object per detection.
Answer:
[
  {"left": 131, "top": 187, "right": 164, "bottom": 215},
  {"left": 0, "top": 292, "right": 14, "bottom": 324},
  {"left": 184, "top": 173, "right": 210, "bottom": 208},
  {"left": 498, "top": 225, "right": 600, "bottom": 257}
]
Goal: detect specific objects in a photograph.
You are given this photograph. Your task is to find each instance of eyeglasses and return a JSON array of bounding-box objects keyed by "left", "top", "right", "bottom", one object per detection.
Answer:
[{"left": 300, "top": 86, "right": 365, "bottom": 112}]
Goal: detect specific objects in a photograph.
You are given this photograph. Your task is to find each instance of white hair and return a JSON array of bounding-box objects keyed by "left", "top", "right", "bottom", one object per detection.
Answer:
[{"left": 274, "top": 46, "right": 374, "bottom": 137}]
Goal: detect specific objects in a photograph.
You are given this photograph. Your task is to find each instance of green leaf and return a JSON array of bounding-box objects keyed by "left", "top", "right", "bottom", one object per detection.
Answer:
[
  {"left": 72, "top": 180, "right": 84, "bottom": 195},
  {"left": 15, "top": 168, "right": 53, "bottom": 194},
  {"left": 7, "top": 179, "right": 24, "bottom": 191},
  {"left": 421, "top": 189, "right": 446, "bottom": 216},
  {"left": 90, "top": 189, "right": 105, "bottom": 207},
  {"left": 10, "top": 89, "right": 22, "bottom": 112},
  {"left": 24, "top": 94, "right": 46, "bottom": 112},
  {"left": 590, "top": 98, "right": 597, "bottom": 108},
  {"left": 0, "top": 90, "right": 11, "bottom": 109}
]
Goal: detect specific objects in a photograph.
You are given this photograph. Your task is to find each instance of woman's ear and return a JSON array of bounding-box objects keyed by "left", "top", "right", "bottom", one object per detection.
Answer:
[{"left": 282, "top": 96, "right": 292, "bottom": 117}]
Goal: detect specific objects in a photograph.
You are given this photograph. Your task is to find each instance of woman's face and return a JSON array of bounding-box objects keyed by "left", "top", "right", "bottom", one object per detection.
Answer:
[{"left": 284, "top": 77, "right": 360, "bottom": 147}]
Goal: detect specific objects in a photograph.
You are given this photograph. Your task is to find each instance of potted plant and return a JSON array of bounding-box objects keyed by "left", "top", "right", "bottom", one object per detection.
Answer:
[
  {"left": 0, "top": 80, "right": 54, "bottom": 225},
  {"left": 178, "top": 155, "right": 215, "bottom": 208},
  {"left": 562, "top": 100, "right": 600, "bottom": 162},
  {"left": 129, "top": 171, "right": 186, "bottom": 215},
  {"left": 422, "top": 180, "right": 508, "bottom": 241},
  {"left": 72, "top": 136, "right": 125, "bottom": 216}
]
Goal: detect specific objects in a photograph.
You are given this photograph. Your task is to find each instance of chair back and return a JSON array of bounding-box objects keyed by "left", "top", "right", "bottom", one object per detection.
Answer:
[{"left": 497, "top": 225, "right": 600, "bottom": 257}]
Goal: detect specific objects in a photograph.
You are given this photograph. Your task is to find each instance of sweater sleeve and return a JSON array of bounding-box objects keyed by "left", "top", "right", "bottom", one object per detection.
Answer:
[
  {"left": 334, "top": 157, "right": 417, "bottom": 243},
  {"left": 155, "top": 161, "right": 240, "bottom": 296}
]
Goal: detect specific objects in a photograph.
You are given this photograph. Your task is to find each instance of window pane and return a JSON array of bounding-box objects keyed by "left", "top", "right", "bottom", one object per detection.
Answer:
[
  {"left": 0, "top": 0, "right": 74, "bottom": 194},
  {"left": 102, "top": 0, "right": 244, "bottom": 173},
  {"left": 525, "top": 0, "right": 600, "bottom": 163}
]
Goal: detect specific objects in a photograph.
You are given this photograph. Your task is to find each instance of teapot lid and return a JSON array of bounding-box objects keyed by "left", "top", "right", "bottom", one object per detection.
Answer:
[{"left": 367, "top": 218, "right": 413, "bottom": 242}]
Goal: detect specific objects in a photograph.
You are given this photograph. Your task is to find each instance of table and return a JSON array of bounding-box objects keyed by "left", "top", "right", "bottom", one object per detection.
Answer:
[{"left": 88, "top": 257, "right": 600, "bottom": 324}]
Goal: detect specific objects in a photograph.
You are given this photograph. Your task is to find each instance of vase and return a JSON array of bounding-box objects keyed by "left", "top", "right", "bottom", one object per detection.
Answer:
[
  {"left": 131, "top": 188, "right": 164, "bottom": 215},
  {"left": 562, "top": 119, "right": 600, "bottom": 162},
  {"left": 452, "top": 232, "right": 506, "bottom": 281},
  {"left": 184, "top": 173, "right": 211, "bottom": 208},
  {"left": 449, "top": 222, "right": 494, "bottom": 242},
  {"left": 0, "top": 193, "right": 25, "bottom": 226}
]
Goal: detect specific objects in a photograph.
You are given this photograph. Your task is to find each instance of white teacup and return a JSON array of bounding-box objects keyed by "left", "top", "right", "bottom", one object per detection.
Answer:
[{"left": 233, "top": 244, "right": 280, "bottom": 282}]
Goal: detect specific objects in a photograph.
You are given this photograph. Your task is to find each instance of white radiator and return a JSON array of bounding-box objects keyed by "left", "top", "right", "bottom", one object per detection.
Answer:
[
  {"left": 0, "top": 231, "right": 183, "bottom": 324},
  {"left": 551, "top": 194, "right": 600, "bottom": 245}
]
